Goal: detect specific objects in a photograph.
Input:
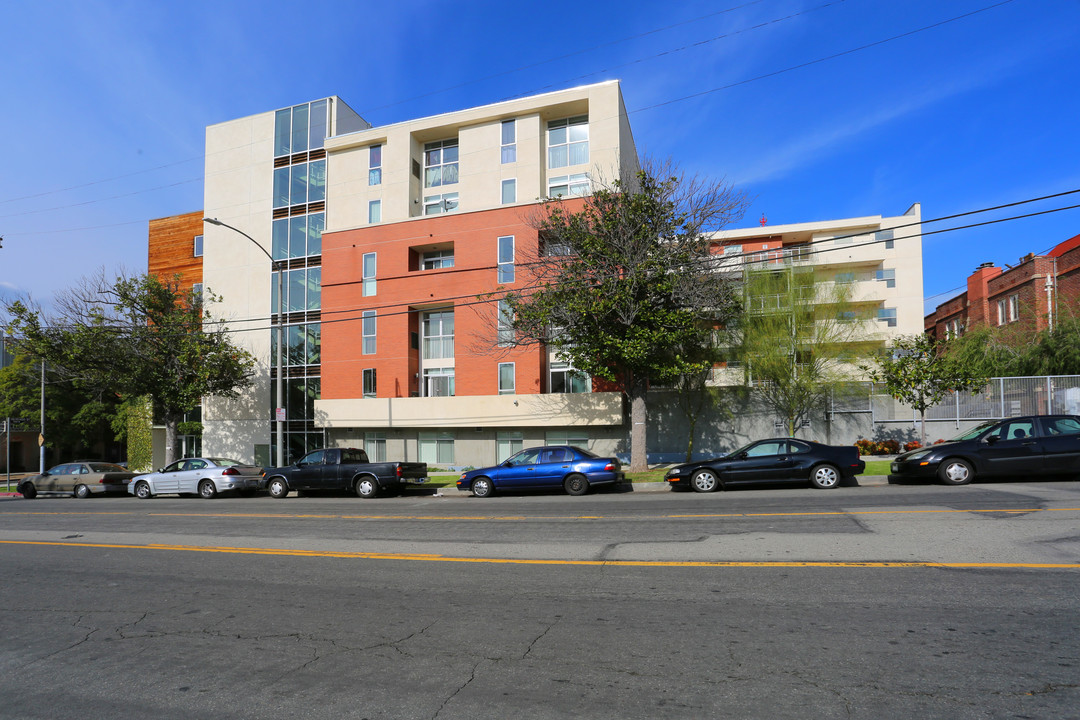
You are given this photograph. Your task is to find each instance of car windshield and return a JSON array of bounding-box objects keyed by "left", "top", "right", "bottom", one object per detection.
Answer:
[
  {"left": 949, "top": 421, "right": 998, "bottom": 442},
  {"left": 209, "top": 458, "right": 243, "bottom": 467}
]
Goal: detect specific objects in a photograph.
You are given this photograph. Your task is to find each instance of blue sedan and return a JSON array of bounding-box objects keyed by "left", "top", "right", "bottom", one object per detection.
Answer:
[{"left": 457, "top": 446, "right": 624, "bottom": 497}]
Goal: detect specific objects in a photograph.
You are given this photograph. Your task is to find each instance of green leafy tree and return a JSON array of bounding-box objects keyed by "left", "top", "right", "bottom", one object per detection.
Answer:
[
  {"left": 864, "top": 333, "right": 988, "bottom": 445},
  {"left": 4, "top": 272, "right": 255, "bottom": 466},
  {"left": 502, "top": 161, "right": 749, "bottom": 470},
  {"left": 738, "top": 265, "right": 873, "bottom": 436}
]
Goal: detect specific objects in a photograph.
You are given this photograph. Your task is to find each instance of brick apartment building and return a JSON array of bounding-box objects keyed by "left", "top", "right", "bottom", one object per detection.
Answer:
[{"left": 926, "top": 233, "right": 1080, "bottom": 341}]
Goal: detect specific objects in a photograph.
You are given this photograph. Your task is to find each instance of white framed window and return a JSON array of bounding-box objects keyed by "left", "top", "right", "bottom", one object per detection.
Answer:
[
  {"left": 364, "top": 432, "right": 386, "bottom": 462},
  {"left": 546, "top": 430, "right": 588, "bottom": 448},
  {"left": 997, "top": 295, "right": 1019, "bottom": 325},
  {"left": 424, "top": 139, "right": 459, "bottom": 188},
  {"left": 419, "top": 431, "right": 454, "bottom": 465},
  {"left": 548, "top": 173, "right": 589, "bottom": 198},
  {"left": 501, "top": 178, "right": 516, "bottom": 205},
  {"left": 497, "top": 235, "right": 515, "bottom": 283},
  {"left": 422, "top": 311, "right": 454, "bottom": 360},
  {"left": 192, "top": 283, "right": 203, "bottom": 299},
  {"left": 362, "top": 311, "right": 376, "bottom": 354},
  {"left": 368, "top": 200, "right": 381, "bottom": 224},
  {"left": 550, "top": 361, "right": 590, "bottom": 393},
  {"left": 496, "top": 431, "right": 522, "bottom": 463},
  {"left": 547, "top": 115, "right": 588, "bottom": 168},
  {"left": 369, "top": 144, "right": 382, "bottom": 186},
  {"left": 362, "top": 252, "right": 376, "bottom": 297},
  {"left": 423, "top": 367, "right": 455, "bottom": 397},
  {"left": 193, "top": 234, "right": 203, "bottom": 258},
  {"left": 497, "top": 300, "right": 514, "bottom": 346},
  {"left": 424, "top": 192, "right": 459, "bottom": 215},
  {"left": 422, "top": 249, "right": 455, "bottom": 270},
  {"left": 498, "top": 362, "right": 515, "bottom": 394},
  {"left": 501, "top": 120, "right": 516, "bottom": 164},
  {"left": 362, "top": 368, "right": 376, "bottom": 399}
]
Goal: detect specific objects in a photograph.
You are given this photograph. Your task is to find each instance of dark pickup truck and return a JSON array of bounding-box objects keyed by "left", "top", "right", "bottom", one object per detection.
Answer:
[{"left": 261, "top": 448, "right": 428, "bottom": 499}]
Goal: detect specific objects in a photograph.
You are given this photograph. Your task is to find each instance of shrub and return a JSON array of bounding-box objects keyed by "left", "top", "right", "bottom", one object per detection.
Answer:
[{"left": 903, "top": 441, "right": 922, "bottom": 452}]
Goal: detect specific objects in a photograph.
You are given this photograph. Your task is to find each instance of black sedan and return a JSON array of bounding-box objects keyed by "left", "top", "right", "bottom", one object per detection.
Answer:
[
  {"left": 888, "top": 414, "right": 1080, "bottom": 485},
  {"left": 665, "top": 438, "right": 865, "bottom": 492}
]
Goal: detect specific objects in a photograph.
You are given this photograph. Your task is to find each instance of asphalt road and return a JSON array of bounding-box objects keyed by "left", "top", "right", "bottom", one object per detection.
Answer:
[{"left": 1, "top": 479, "right": 1078, "bottom": 719}]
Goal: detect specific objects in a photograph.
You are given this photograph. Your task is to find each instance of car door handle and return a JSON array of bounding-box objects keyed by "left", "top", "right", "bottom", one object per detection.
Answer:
[{"left": 1021, "top": 441, "right": 1037, "bottom": 446}]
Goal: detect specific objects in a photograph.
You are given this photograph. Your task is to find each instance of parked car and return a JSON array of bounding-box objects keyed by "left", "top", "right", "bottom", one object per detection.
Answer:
[
  {"left": 457, "top": 446, "right": 624, "bottom": 497},
  {"left": 665, "top": 438, "right": 865, "bottom": 492},
  {"left": 888, "top": 415, "right": 1080, "bottom": 485},
  {"left": 261, "top": 448, "right": 428, "bottom": 498},
  {"left": 18, "top": 462, "right": 139, "bottom": 499},
  {"left": 129, "top": 457, "right": 263, "bottom": 499}
]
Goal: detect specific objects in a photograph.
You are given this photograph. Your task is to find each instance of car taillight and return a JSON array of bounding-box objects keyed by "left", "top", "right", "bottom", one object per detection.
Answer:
[
  {"left": 396, "top": 466, "right": 402, "bottom": 477},
  {"left": 605, "top": 463, "right": 614, "bottom": 471},
  {"left": 222, "top": 468, "right": 239, "bottom": 476}
]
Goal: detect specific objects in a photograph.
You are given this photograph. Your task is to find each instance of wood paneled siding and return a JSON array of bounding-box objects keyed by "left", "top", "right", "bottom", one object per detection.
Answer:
[{"left": 148, "top": 210, "right": 204, "bottom": 292}]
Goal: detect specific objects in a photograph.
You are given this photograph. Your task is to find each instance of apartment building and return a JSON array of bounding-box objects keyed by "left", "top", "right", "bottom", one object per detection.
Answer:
[
  {"left": 160, "top": 82, "right": 639, "bottom": 467},
  {"left": 925, "top": 233, "right": 1080, "bottom": 341},
  {"left": 710, "top": 204, "right": 925, "bottom": 344}
]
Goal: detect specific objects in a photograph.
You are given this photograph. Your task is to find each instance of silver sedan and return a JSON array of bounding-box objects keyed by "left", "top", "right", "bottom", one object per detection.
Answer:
[{"left": 128, "top": 457, "right": 263, "bottom": 499}]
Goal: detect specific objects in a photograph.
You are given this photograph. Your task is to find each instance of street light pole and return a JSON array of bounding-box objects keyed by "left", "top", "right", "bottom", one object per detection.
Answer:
[{"left": 203, "top": 218, "right": 285, "bottom": 468}]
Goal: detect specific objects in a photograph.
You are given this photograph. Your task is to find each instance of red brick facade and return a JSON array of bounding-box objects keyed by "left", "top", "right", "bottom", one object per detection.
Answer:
[{"left": 926, "top": 234, "right": 1080, "bottom": 340}]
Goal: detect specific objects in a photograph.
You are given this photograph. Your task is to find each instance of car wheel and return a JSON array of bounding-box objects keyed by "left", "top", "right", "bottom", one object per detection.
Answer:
[
  {"left": 198, "top": 480, "right": 217, "bottom": 499},
  {"left": 564, "top": 473, "right": 590, "bottom": 496},
  {"left": 74, "top": 484, "right": 91, "bottom": 499},
  {"left": 355, "top": 476, "right": 379, "bottom": 499},
  {"left": 471, "top": 477, "right": 494, "bottom": 498},
  {"left": 938, "top": 458, "right": 973, "bottom": 486},
  {"left": 691, "top": 469, "right": 720, "bottom": 493},
  {"left": 21, "top": 483, "right": 37, "bottom": 499},
  {"left": 267, "top": 477, "right": 289, "bottom": 499},
  {"left": 810, "top": 464, "right": 841, "bottom": 489},
  {"left": 134, "top": 481, "right": 152, "bottom": 499}
]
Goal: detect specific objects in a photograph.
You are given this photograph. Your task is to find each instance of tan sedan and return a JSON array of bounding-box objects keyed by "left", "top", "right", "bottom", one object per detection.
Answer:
[{"left": 18, "top": 462, "right": 138, "bottom": 499}]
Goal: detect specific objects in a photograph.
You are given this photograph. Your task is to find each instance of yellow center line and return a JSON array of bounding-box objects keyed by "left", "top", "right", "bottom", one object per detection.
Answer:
[
  {"left": 2, "top": 507, "right": 1079, "bottom": 521},
  {"left": 0, "top": 539, "right": 1077, "bottom": 569}
]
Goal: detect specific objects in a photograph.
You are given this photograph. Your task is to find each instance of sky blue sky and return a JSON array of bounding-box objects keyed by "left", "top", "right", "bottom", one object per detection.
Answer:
[{"left": 1, "top": 0, "right": 1078, "bottom": 316}]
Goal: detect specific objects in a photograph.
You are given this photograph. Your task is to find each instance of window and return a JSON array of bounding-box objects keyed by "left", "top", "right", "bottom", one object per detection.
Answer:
[
  {"left": 498, "top": 362, "right": 515, "bottom": 394},
  {"left": 365, "top": 432, "right": 386, "bottom": 462},
  {"left": 875, "top": 268, "right": 896, "bottom": 289},
  {"left": 501, "top": 178, "right": 516, "bottom": 204},
  {"left": 995, "top": 296, "right": 1019, "bottom": 325},
  {"left": 548, "top": 173, "right": 589, "bottom": 198},
  {"left": 272, "top": 213, "right": 324, "bottom": 260},
  {"left": 876, "top": 229, "right": 894, "bottom": 249},
  {"left": 546, "top": 430, "right": 588, "bottom": 448},
  {"left": 362, "top": 311, "right": 376, "bottom": 354},
  {"left": 497, "top": 301, "right": 514, "bottom": 346},
  {"left": 192, "top": 283, "right": 203, "bottom": 300},
  {"left": 368, "top": 200, "right": 381, "bottom": 224},
  {"left": 193, "top": 234, "right": 203, "bottom": 258},
  {"left": 274, "top": 267, "right": 322, "bottom": 312},
  {"left": 497, "top": 235, "right": 515, "bottom": 283},
  {"left": 550, "top": 362, "right": 590, "bottom": 393},
  {"left": 274, "top": 99, "right": 329, "bottom": 157},
  {"left": 422, "top": 249, "right": 455, "bottom": 270},
  {"left": 834, "top": 272, "right": 855, "bottom": 284},
  {"left": 547, "top": 116, "right": 588, "bottom": 168},
  {"left": 422, "top": 311, "right": 454, "bottom": 360},
  {"left": 369, "top": 145, "right": 382, "bottom": 186},
  {"left": 423, "top": 367, "right": 455, "bottom": 397},
  {"left": 877, "top": 307, "right": 897, "bottom": 328},
  {"left": 362, "top": 253, "right": 376, "bottom": 297},
  {"left": 273, "top": 160, "right": 325, "bottom": 209},
  {"left": 424, "top": 139, "right": 459, "bottom": 188},
  {"left": 419, "top": 431, "right": 454, "bottom": 465},
  {"left": 501, "top": 120, "right": 516, "bottom": 164},
  {"left": 423, "top": 192, "right": 459, "bottom": 215},
  {"left": 272, "top": 322, "right": 321, "bottom": 366},
  {"left": 362, "top": 368, "right": 376, "bottom": 398},
  {"left": 496, "top": 431, "right": 522, "bottom": 463}
]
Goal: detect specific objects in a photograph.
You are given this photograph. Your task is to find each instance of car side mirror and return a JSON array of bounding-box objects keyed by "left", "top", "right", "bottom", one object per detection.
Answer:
[
  {"left": 41, "top": 471, "right": 50, "bottom": 476},
  {"left": 738, "top": 452, "right": 749, "bottom": 459},
  {"left": 985, "top": 435, "right": 999, "bottom": 445}
]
